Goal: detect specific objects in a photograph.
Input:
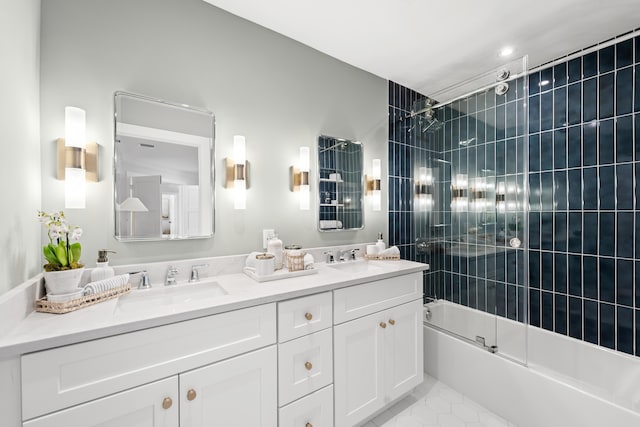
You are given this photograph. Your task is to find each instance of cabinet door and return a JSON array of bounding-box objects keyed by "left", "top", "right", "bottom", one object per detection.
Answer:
[
  {"left": 23, "top": 377, "right": 178, "bottom": 427},
  {"left": 179, "top": 345, "right": 277, "bottom": 427},
  {"left": 385, "top": 299, "right": 424, "bottom": 401},
  {"left": 334, "top": 312, "right": 385, "bottom": 427}
]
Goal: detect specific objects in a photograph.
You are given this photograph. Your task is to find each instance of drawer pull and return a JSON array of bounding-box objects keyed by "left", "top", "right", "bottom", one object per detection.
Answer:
[
  {"left": 304, "top": 312, "right": 313, "bottom": 321},
  {"left": 380, "top": 322, "right": 387, "bottom": 328},
  {"left": 306, "top": 423, "right": 313, "bottom": 427},
  {"left": 389, "top": 319, "right": 395, "bottom": 325},
  {"left": 304, "top": 361, "right": 313, "bottom": 371},
  {"left": 162, "top": 397, "right": 173, "bottom": 410},
  {"left": 187, "top": 389, "right": 197, "bottom": 401}
]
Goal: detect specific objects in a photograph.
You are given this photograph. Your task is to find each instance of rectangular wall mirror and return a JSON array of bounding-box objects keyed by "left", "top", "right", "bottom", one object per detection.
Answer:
[
  {"left": 317, "top": 135, "right": 364, "bottom": 231},
  {"left": 114, "top": 91, "right": 214, "bottom": 241}
]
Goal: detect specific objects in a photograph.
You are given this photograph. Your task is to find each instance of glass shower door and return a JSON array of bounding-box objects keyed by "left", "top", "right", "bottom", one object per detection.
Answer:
[{"left": 416, "top": 56, "right": 529, "bottom": 364}]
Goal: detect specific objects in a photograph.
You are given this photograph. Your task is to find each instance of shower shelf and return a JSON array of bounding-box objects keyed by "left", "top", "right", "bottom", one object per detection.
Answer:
[{"left": 320, "top": 203, "right": 344, "bottom": 207}]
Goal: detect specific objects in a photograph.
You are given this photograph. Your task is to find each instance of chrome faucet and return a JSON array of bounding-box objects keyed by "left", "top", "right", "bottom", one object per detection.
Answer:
[
  {"left": 129, "top": 270, "right": 151, "bottom": 289},
  {"left": 165, "top": 266, "right": 179, "bottom": 286},
  {"left": 189, "top": 264, "right": 209, "bottom": 282},
  {"left": 323, "top": 251, "right": 336, "bottom": 264},
  {"left": 348, "top": 248, "right": 360, "bottom": 261}
]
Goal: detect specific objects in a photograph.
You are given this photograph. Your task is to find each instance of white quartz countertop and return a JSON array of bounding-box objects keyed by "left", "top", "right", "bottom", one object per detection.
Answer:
[{"left": 0, "top": 259, "right": 428, "bottom": 357}]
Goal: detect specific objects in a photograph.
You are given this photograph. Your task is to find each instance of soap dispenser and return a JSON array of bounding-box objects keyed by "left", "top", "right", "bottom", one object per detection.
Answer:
[
  {"left": 375, "top": 232, "right": 386, "bottom": 252},
  {"left": 91, "top": 250, "right": 116, "bottom": 282}
]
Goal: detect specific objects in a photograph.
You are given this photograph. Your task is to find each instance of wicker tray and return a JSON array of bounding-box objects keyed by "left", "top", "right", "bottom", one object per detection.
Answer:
[
  {"left": 35, "top": 284, "right": 132, "bottom": 314},
  {"left": 364, "top": 254, "right": 401, "bottom": 261}
]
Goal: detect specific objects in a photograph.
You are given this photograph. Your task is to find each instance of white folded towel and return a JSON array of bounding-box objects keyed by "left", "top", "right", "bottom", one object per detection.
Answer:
[
  {"left": 84, "top": 274, "right": 130, "bottom": 295},
  {"left": 319, "top": 220, "right": 343, "bottom": 229},
  {"left": 380, "top": 246, "right": 400, "bottom": 256}
]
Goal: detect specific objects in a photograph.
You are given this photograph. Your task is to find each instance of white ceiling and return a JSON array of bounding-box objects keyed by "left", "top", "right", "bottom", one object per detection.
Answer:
[{"left": 203, "top": 0, "right": 640, "bottom": 102}]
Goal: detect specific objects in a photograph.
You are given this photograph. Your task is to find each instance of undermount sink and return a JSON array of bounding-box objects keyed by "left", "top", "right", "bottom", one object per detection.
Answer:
[
  {"left": 326, "top": 260, "right": 384, "bottom": 274},
  {"left": 116, "top": 280, "right": 228, "bottom": 313}
]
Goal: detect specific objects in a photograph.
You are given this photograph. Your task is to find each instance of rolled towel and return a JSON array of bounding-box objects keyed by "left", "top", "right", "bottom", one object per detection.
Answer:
[
  {"left": 304, "top": 253, "right": 314, "bottom": 270},
  {"left": 380, "top": 246, "right": 400, "bottom": 257},
  {"left": 84, "top": 274, "right": 130, "bottom": 295}
]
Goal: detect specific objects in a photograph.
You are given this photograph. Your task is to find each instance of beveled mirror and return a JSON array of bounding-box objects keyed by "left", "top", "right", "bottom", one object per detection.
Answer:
[
  {"left": 114, "top": 91, "right": 214, "bottom": 241},
  {"left": 317, "top": 135, "right": 364, "bottom": 231}
]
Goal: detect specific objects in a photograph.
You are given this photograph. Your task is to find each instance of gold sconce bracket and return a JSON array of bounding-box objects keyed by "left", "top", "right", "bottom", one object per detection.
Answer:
[
  {"left": 225, "top": 158, "right": 250, "bottom": 189},
  {"left": 290, "top": 166, "right": 309, "bottom": 192},
  {"left": 365, "top": 175, "right": 381, "bottom": 193},
  {"left": 56, "top": 138, "right": 98, "bottom": 181}
]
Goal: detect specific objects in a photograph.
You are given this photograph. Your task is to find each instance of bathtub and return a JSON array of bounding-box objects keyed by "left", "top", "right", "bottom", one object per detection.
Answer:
[{"left": 423, "top": 300, "right": 640, "bottom": 427}]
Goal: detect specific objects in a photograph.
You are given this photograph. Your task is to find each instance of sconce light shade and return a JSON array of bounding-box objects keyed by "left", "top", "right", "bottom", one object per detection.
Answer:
[
  {"left": 232, "top": 135, "right": 246, "bottom": 210},
  {"left": 63, "top": 106, "right": 87, "bottom": 209},
  {"left": 65, "top": 107, "right": 86, "bottom": 149},
  {"left": 64, "top": 167, "right": 86, "bottom": 209},
  {"left": 370, "top": 158, "right": 382, "bottom": 211},
  {"left": 289, "top": 146, "right": 311, "bottom": 210},
  {"left": 299, "top": 146, "right": 310, "bottom": 210}
]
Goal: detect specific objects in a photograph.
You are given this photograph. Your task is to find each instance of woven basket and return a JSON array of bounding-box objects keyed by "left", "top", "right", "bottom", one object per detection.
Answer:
[
  {"left": 364, "top": 253, "right": 401, "bottom": 261},
  {"left": 287, "top": 252, "right": 306, "bottom": 272},
  {"left": 35, "top": 283, "right": 131, "bottom": 314}
]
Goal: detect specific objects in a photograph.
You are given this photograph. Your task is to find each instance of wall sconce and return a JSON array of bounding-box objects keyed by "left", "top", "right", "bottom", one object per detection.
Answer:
[
  {"left": 470, "top": 177, "right": 489, "bottom": 211},
  {"left": 57, "top": 107, "right": 98, "bottom": 209},
  {"left": 450, "top": 173, "right": 468, "bottom": 211},
  {"left": 290, "top": 146, "right": 310, "bottom": 210},
  {"left": 415, "top": 167, "right": 433, "bottom": 209},
  {"left": 366, "top": 159, "right": 382, "bottom": 211},
  {"left": 225, "top": 135, "right": 248, "bottom": 210}
]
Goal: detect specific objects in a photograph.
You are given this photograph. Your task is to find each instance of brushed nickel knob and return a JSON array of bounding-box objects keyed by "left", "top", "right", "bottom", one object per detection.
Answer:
[
  {"left": 187, "top": 389, "right": 197, "bottom": 401},
  {"left": 380, "top": 322, "right": 387, "bottom": 328},
  {"left": 305, "top": 361, "right": 313, "bottom": 370},
  {"left": 389, "top": 319, "right": 395, "bottom": 325},
  {"left": 305, "top": 312, "right": 313, "bottom": 321},
  {"left": 162, "top": 397, "right": 173, "bottom": 410}
]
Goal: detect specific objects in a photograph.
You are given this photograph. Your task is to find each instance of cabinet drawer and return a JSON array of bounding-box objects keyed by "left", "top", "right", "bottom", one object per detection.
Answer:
[
  {"left": 24, "top": 376, "right": 178, "bottom": 427},
  {"left": 22, "top": 303, "right": 276, "bottom": 420},
  {"left": 333, "top": 272, "right": 422, "bottom": 324},
  {"left": 279, "top": 385, "right": 334, "bottom": 427},
  {"left": 278, "top": 292, "right": 332, "bottom": 343},
  {"left": 278, "top": 328, "right": 333, "bottom": 406}
]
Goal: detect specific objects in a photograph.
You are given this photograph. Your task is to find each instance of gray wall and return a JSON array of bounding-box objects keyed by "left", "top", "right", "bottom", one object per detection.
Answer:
[
  {"left": 40, "top": 0, "right": 388, "bottom": 270},
  {"left": 0, "top": 0, "right": 41, "bottom": 295}
]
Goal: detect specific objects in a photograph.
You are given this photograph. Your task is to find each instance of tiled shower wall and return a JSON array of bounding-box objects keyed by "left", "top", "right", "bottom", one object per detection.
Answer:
[{"left": 388, "top": 33, "right": 640, "bottom": 357}]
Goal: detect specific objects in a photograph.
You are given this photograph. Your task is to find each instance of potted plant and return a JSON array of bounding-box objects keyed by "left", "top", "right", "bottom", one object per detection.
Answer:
[{"left": 38, "top": 210, "right": 85, "bottom": 295}]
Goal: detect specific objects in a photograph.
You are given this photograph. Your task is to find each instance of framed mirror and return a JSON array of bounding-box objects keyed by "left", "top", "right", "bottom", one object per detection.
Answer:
[
  {"left": 114, "top": 91, "right": 214, "bottom": 241},
  {"left": 317, "top": 135, "right": 364, "bottom": 231}
]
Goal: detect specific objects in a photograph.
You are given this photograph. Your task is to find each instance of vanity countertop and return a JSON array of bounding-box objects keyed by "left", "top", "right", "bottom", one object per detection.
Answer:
[{"left": 0, "top": 259, "right": 428, "bottom": 357}]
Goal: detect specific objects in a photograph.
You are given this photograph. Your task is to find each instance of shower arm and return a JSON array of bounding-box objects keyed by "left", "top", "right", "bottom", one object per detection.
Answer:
[{"left": 408, "top": 70, "right": 527, "bottom": 118}]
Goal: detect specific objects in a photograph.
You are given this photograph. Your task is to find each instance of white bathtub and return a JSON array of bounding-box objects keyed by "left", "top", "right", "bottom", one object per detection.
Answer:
[{"left": 423, "top": 300, "right": 640, "bottom": 427}]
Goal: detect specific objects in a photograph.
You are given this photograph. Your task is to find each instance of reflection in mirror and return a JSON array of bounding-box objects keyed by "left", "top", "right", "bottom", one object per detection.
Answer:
[
  {"left": 317, "top": 135, "right": 364, "bottom": 231},
  {"left": 114, "top": 92, "right": 214, "bottom": 241}
]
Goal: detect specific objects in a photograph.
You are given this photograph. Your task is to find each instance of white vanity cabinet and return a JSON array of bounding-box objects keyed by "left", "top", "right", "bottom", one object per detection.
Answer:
[
  {"left": 333, "top": 273, "right": 424, "bottom": 427},
  {"left": 20, "top": 303, "right": 277, "bottom": 426}
]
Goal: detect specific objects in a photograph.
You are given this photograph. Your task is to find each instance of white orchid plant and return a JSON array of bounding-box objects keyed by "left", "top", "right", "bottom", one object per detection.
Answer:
[{"left": 38, "top": 210, "right": 84, "bottom": 271}]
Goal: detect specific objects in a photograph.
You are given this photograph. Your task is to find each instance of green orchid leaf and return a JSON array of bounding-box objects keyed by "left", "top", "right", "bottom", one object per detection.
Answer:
[
  {"left": 69, "top": 242, "right": 81, "bottom": 264},
  {"left": 55, "top": 241, "right": 68, "bottom": 266},
  {"left": 42, "top": 244, "right": 60, "bottom": 265}
]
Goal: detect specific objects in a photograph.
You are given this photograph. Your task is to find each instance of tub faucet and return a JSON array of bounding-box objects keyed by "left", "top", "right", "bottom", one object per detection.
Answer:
[
  {"left": 165, "top": 266, "right": 179, "bottom": 286},
  {"left": 189, "top": 264, "right": 209, "bottom": 282}
]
